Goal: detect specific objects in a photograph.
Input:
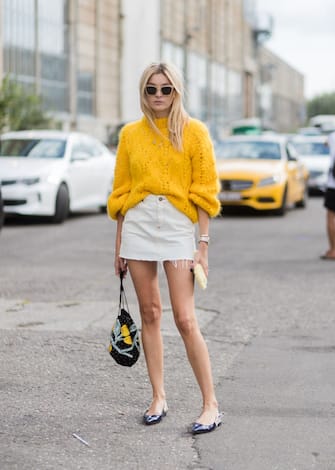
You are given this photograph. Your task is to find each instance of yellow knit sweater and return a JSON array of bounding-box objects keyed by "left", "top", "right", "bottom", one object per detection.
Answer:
[{"left": 107, "top": 116, "right": 220, "bottom": 223}]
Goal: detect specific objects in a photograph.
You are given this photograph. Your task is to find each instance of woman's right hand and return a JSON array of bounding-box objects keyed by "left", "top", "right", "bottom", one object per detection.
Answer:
[
  {"left": 114, "top": 213, "right": 126, "bottom": 276},
  {"left": 114, "top": 254, "right": 127, "bottom": 276}
]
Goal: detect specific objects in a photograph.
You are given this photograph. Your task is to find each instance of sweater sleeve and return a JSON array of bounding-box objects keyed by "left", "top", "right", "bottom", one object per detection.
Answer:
[
  {"left": 188, "top": 120, "right": 221, "bottom": 217},
  {"left": 107, "top": 126, "right": 131, "bottom": 220}
]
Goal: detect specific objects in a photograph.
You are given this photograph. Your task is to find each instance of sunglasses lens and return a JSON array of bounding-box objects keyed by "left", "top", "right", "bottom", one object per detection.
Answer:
[
  {"left": 146, "top": 86, "right": 157, "bottom": 95},
  {"left": 146, "top": 86, "right": 173, "bottom": 96},
  {"left": 161, "top": 86, "right": 173, "bottom": 95}
]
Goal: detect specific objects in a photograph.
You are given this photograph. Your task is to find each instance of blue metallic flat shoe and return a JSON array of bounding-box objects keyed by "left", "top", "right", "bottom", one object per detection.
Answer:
[
  {"left": 143, "top": 402, "right": 168, "bottom": 425},
  {"left": 191, "top": 412, "right": 223, "bottom": 435}
]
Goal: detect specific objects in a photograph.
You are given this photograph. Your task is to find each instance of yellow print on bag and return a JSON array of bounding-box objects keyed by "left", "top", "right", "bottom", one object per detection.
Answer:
[{"left": 121, "top": 324, "right": 133, "bottom": 345}]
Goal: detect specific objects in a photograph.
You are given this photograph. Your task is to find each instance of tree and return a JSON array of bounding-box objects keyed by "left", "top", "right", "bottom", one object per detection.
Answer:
[
  {"left": 0, "top": 76, "right": 52, "bottom": 132},
  {"left": 307, "top": 92, "right": 335, "bottom": 119}
]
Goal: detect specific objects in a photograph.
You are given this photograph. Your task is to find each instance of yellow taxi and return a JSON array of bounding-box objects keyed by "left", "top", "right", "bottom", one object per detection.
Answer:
[{"left": 215, "top": 135, "right": 309, "bottom": 215}]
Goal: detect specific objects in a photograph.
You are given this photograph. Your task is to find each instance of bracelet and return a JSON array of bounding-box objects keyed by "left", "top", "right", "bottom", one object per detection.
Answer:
[{"left": 198, "top": 234, "right": 210, "bottom": 244}]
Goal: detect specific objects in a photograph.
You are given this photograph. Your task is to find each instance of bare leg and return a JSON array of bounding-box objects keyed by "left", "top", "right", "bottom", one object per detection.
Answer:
[
  {"left": 164, "top": 261, "right": 219, "bottom": 425},
  {"left": 127, "top": 260, "right": 166, "bottom": 414},
  {"left": 325, "top": 209, "right": 335, "bottom": 258}
]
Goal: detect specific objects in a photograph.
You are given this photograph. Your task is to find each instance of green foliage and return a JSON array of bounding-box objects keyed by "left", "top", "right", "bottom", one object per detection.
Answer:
[
  {"left": 0, "top": 76, "right": 52, "bottom": 132},
  {"left": 307, "top": 92, "right": 335, "bottom": 119}
]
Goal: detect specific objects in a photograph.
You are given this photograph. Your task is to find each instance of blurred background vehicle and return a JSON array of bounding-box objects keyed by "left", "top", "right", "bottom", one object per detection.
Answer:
[
  {"left": 308, "top": 115, "right": 335, "bottom": 135},
  {"left": 215, "top": 135, "right": 309, "bottom": 216},
  {"left": 229, "top": 117, "right": 275, "bottom": 136},
  {"left": 297, "top": 127, "right": 322, "bottom": 136},
  {"left": 106, "top": 122, "right": 126, "bottom": 152},
  {"left": 0, "top": 130, "right": 116, "bottom": 224},
  {"left": 0, "top": 185, "right": 4, "bottom": 230},
  {"left": 230, "top": 118, "right": 263, "bottom": 136},
  {"left": 289, "top": 135, "right": 330, "bottom": 194}
]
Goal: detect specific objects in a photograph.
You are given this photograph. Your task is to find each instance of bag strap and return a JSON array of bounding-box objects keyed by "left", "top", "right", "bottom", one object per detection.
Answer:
[{"left": 119, "top": 271, "right": 129, "bottom": 314}]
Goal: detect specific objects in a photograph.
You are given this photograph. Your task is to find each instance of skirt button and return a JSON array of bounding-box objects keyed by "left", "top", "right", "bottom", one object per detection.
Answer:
[{"left": 158, "top": 196, "right": 164, "bottom": 201}]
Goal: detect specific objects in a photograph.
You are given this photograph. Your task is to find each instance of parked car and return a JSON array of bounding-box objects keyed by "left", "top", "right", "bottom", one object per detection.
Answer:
[
  {"left": 0, "top": 185, "right": 4, "bottom": 230},
  {"left": 215, "top": 135, "right": 308, "bottom": 216},
  {"left": 297, "top": 127, "right": 322, "bottom": 136},
  {"left": 309, "top": 115, "right": 335, "bottom": 131},
  {"left": 289, "top": 135, "right": 330, "bottom": 194},
  {"left": 0, "top": 130, "right": 116, "bottom": 223}
]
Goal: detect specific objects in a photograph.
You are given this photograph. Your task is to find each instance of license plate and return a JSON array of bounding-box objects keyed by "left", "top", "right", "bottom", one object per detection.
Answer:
[{"left": 219, "top": 191, "right": 242, "bottom": 201}]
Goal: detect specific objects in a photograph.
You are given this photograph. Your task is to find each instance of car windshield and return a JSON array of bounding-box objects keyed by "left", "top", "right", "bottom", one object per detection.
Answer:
[
  {"left": 290, "top": 141, "right": 329, "bottom": 156},
  {"left": 0, "top": 138, "right": 66, "bottom": 158},
  {"left": 215, "top": 141, "right": 281, "bottom": 160}
]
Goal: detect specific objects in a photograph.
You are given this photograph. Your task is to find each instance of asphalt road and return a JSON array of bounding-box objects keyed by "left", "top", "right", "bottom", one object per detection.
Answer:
[{"left": 0, "top": 198, "right": 334, "bottom": 470}]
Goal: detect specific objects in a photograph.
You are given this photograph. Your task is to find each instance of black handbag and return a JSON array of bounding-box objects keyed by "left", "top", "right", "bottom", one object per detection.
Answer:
[{"left": 108, "top": 272, "right": 140, "bottom": 367}]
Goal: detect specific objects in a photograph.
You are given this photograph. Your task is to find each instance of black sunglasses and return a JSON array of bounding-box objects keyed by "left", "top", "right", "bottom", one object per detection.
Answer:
[{"left": 145, "top": 85, "right": 174, "bottom": 96}]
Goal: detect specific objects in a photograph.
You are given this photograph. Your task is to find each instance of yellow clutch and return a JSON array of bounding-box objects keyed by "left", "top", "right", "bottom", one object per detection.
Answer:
[{"left": 193, "top": 263, "right": 207, "bottom": 289}]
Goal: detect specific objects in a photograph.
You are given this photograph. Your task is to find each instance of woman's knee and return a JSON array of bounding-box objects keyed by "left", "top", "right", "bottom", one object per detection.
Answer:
[
  {"left": 140, "top": 303, "right": 162, "bottom": 326},
  {"left": 174, "top": 313, "right": 197, "bottom": 337}
]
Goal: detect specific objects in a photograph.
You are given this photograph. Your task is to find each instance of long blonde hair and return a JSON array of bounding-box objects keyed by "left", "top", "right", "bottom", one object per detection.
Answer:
[{"left": 139, "top": 62, "right": 189, "bottom": 151}]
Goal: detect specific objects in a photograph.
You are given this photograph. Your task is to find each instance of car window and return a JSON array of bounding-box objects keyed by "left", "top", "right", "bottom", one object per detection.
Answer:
[
  {"left": 0, "top": 138, "right": 66, "bottom": 158},
  {"left": 85, "top": 137, "right": 107, "bottom": 157},
  {"left": 215, "top": 141, "right": 281, "bottom": 160},
  {"left": 71, "top": 141, "right": 94, "bottom": 159},
  {"left": 290, "top": 141, "right": 329, "bottom": 156},
  {"left": 76, "top": 136, "right": 109, "bottom": 158}
]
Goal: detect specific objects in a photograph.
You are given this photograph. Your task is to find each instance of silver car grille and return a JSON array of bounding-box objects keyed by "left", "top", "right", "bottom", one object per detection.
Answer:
[
  {"left": 309, "top": 170, "right": 324, "bottom": 178},
  {"left": 220, "top": 179, "right": 253, "bottom": 191}
]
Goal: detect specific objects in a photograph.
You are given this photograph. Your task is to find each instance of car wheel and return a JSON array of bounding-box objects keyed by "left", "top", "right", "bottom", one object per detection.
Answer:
[
  {"left": 99, "top": 196, "right": 108, "bottom": 213},
  {"left": 52, "top": 184, "right": 69, "bottom": 224},
  {"left": 295, "top": 185, "right": 308, "bottom": 208},
  {"left": 274, "top": 186, "right": 287, "bottom": 216}
]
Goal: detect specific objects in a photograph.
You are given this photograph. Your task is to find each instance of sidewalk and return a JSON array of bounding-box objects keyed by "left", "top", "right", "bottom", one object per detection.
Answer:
[
  {"left": 198, "top": 327, "right": 335, "bottom": 470},
  {"left": 1, "top": 298, "right": 335, "bottom": 469},
  {"left": 0, "top": 298, "right": 244, "bottom": 470}
]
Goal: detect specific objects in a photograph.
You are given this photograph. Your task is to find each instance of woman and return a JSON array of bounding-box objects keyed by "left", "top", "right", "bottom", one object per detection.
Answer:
[
  {"left": 108, "top": 62, "right": 221, "bottom": 434},
  {"left": 321, "top": 130, "right": 335, "bottom": 260}
]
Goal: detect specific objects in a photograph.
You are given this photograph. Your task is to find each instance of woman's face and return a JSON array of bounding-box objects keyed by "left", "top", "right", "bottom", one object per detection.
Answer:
[{"left": 145, "top": 73, "right": 175, "bottom": 118}]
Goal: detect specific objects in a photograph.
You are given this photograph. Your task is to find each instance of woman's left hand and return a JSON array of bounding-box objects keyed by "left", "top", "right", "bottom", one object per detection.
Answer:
[{"left": 193, "top": 242, "right": 209, "bottom": 276}]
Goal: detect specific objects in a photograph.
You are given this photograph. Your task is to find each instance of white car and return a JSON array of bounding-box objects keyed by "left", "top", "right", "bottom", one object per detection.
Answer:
[
  {"left": 0, "top": 130, "right": 116, "bottom": 223},
  {"left": 0, "top": 186, "right": 4, "bottom": 230},
  {"left": 289, "top": 135, "right": 330, "bottom": 194}
]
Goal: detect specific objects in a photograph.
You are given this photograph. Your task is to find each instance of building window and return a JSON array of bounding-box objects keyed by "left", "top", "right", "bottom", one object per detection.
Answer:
[
  {"left": 3, "top": 0, "right": 36, "bottom": 89},
  {"left": 77, "top": 71, "right": 94, "bottom": 116},
  {"left": 38, "top": 0, "right": 69, "bottom": 112},
  {"left": 2, "top": 0, "right": 69, "bottom": 113},
  {"left": 188, "top": 52, "right": 207, "bottom": 121},
  {"left": 227, "top": 70, "right": 243, "bottom": 123},
  {"left": 161, "top": 41, "right": 184, "bottom": 71},
  {"left": 210, "top": 62, "right": 226, "bottom": 137}
]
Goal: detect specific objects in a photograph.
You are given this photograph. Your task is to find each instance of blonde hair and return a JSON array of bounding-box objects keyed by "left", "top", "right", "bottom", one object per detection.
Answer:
[{"left": 139, "top": 62, "right": 189, "bottom": 151}]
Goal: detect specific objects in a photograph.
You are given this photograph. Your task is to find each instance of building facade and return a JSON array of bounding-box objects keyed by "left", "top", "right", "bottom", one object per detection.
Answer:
[
  {"left": 258, "top": 47, "right": 305, "bottom": 132},
  {"left": 0, "top": 0, "right": 305, "bottom": 141},
  {"left": 121, "top": 0, "right": 254, "bottom": 138},
  {"left": 0, "top": 0, "right": 121, "bottom": 140}
]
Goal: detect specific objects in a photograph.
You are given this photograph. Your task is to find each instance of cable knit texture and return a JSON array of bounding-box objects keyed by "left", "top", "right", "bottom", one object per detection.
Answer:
[{"left": 107, "top": 116, "right": 220, "bottom": 222}]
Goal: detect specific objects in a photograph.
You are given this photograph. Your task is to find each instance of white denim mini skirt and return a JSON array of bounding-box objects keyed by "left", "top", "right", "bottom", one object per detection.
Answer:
[{"left": 120, "top": 195, "right": 195, "bottom": 262}]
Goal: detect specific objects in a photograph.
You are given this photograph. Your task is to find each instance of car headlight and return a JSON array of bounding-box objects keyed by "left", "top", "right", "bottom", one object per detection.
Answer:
[
  {"left": 21, "top": 177, "right": 40, "bottom": 185},
  {"left": 257, "top": 174, "right": 282, "bottom": 187}
]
